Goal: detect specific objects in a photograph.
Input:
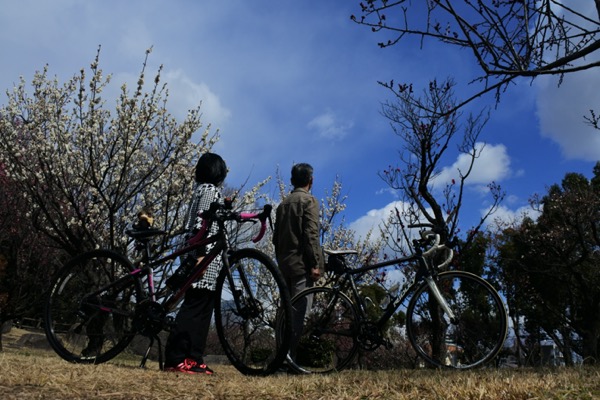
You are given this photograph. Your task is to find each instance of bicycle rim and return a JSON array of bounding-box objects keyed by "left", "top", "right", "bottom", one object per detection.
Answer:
[
  {"left": 286, "top": 287, "right": 359, "bottom": 374},
  {"left": 406, "top": 271, "right": 508, "bottom": 369},
  {"left": 215, "top": 248, "right": 292, "bottom": 376},
  {"left": 43, "top": 249, "right": 142, "bottom": 364}
]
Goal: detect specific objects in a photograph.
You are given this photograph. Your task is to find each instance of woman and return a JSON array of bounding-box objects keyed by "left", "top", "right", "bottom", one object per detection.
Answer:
[{"left": 164, "top": 152, "right": 227, "bottom": 375}]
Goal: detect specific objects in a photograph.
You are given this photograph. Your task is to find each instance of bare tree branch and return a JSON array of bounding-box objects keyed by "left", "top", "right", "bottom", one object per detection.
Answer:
[
  {"left": 378, "top": 78, "right": 501, "bottom": 251},
  {"left": 352, "top": 0, "right": 600, "bottom": 113}
]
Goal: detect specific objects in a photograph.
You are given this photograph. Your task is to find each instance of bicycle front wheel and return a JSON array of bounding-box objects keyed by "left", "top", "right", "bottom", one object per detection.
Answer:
[
  {"left": 406, "top": 271, "right": 508, "bottom": 369},
  {"left": 43, "top": 249, "right": 143, "bottom": 364},
  {"left": 215, "top": 248, "right": 292, "bottom": 376},
  {"left": 286, "top": 287, "right": 359, "bottom": 374}
]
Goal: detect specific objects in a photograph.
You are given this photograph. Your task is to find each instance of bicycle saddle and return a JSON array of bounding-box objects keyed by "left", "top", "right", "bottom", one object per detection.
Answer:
[
  {"left": 126, "top": 228, "right": 166, "bottom": 241},
  {"left": 323, "top": 249, "right": 358, "bottom": 256}
]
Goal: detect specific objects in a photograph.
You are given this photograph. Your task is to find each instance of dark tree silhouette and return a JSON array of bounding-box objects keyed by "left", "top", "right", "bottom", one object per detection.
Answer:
[
  {"left": 377, "top": 78, "right": 504, "bottom": 254},
  {"left": 495, "top": 163, "right": 600, "bottom": 364}
]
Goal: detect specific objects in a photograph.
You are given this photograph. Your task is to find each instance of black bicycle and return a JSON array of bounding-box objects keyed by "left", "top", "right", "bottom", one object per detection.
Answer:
[
  {"left": 285, "top": 225, "right": 508, "bottom": 373},
  {"left": 43, "top": 201, "right": 293, "bottom": 376}
]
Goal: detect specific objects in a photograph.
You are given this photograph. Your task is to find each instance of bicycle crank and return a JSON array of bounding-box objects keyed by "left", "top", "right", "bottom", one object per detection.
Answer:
[
  {"left": 133, "top": 300, "right": 167, "bottom": 337},
  {"left": 357, "top": 321, "right": 388, "bottom": 351}
]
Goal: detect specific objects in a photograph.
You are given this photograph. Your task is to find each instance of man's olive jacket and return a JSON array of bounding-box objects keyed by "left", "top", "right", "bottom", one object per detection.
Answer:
[{"left": 273, "top": 188, "right": 324, "bottom": 279}]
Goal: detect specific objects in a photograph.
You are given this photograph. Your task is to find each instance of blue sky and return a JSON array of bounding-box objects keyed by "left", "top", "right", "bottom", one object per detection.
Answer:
[{"left": 1, "top": 1, "right": 599, "bottom": 240}]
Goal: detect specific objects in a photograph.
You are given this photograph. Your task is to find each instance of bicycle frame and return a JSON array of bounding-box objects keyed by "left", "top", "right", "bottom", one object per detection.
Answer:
[
  {"left": 331, "top": 250, "right": 449, "bottom": 332},
  {"left": 143, "top": 205, "right": 272, "bottom": 312},
  {"left": 76, "top": 227, "right": 227, "bottom": 329},
  {"left": 144, "top": 231, "right": 226, "bottom": 310},
  {"left": 83, "top": 200, "right": 273, "bottom": 323},
  {"left": 145, "top": 225, "right": 261, "bottom": 324}
]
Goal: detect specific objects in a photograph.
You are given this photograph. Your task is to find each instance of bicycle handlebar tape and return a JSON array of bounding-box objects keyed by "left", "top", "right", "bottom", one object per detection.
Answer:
[{"left": 262, "top": 204, "right": 272, "bottom": 215}]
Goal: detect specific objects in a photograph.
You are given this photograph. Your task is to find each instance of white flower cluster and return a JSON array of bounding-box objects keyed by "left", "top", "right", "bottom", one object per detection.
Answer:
[{"left": 0, "top": 49, "right": 218, "bottom": 254}]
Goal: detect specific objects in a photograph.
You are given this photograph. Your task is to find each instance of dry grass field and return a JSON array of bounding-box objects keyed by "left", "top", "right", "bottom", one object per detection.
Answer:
[{"left": 1, "top": 328, "right": 600, "bottom": 399}]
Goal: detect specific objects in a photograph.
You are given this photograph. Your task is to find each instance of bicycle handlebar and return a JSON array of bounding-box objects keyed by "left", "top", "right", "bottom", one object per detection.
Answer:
[
  {"left": 420, "top": 231, "right": 441, "bottom": 257},
  {"left": 239, "top": 204, "right": 272, "bottom": 243},
  {"left": 413, "top": 229, "right": 454, "bottom": 270},
  {"left": 199, "top": 202, "right": 272, "bottom": 243}
]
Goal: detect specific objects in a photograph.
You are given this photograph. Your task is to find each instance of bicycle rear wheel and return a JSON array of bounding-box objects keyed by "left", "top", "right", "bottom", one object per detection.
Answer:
[
  {"left": 406, "top": 271, "right": 508, "bottom": 369},
  {"left": 43, "top": 249, "right": 143, "bottom": 364},
  {"left": 285, "top": 287, "right": 359, "bottom": 374},
  {"left": 215, "top": 248, "right": 292, "bottom": 376}
]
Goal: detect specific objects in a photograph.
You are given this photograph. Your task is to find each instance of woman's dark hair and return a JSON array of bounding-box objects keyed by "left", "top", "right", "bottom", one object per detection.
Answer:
[
  {"left": 195, "top": 152, "right": 227, "bottom": 185},
  {"left": 290, "top": 163, "right": 313, "bottom": 188}
]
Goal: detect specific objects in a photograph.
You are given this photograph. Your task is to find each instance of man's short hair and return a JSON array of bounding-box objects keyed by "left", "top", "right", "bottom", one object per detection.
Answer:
[{"left": 291, "top": 163, "right": 313, "bottom": 188}]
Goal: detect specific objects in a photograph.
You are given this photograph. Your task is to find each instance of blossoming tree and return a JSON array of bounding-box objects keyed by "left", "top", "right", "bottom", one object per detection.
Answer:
[
  {"left": 0, "top": 48, "right": 218, "bottom": 257},
  {"left": 0, "top": 48, "right": 222, "bottom": 343}
]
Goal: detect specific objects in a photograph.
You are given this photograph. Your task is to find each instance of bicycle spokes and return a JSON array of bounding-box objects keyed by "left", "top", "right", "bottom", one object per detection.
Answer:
[
  {"left": 215, "top": 249, "right": 292, "bottom": 376},
  {"left": 406, "top": 271, "right": 507, "bottom": 369},
  {"left": 287, "top": 287, "right": 359, "bottom": 374},
  {"left": 44, "top": 250, "right": 142, "bottom": 364}
]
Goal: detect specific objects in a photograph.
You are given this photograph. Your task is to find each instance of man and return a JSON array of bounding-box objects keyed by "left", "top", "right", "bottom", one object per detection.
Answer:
[
  {"left": 273, "top": 163, "right": 324, "bottom": 368},
  {"left": 273, "top": 162, "right": 323, "bottom": 297}
]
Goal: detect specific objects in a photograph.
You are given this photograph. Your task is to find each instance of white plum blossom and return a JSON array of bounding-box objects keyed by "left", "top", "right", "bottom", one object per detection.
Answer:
[{"left": 0, "top": 49, "right": 217, "bottom": 255}]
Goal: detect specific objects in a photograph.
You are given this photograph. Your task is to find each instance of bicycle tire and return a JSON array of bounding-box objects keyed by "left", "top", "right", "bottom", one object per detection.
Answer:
[
  {"left": 406, "top": 270, "right": 508, "bottom": 369},
  {"left": 285, "top": 286, "right": 359, "bottom": 374},
  {"left": 43, "top": 249, "right": 143, "bottom": 364},
  {"left": 214, "top": 248, "right": 292, "bottom": 376}
]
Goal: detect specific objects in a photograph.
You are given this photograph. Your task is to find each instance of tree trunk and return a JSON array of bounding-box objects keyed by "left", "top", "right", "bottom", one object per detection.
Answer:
[{"left": 581, "top": 329, "right": 599, "bottom": 364}]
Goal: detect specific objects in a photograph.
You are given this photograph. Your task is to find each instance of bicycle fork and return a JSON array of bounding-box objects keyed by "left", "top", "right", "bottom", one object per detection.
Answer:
[{"left": 424, "top": 276, "right": 457, "bottom": 323}]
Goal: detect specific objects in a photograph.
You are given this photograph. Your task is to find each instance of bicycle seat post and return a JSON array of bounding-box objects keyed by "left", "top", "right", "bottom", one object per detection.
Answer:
[
  {"left": 142, "top": 241, "right": 152, "bottom": 263},
  {"left": 131, "top": 239, "right": 151, "bottom": 268}
]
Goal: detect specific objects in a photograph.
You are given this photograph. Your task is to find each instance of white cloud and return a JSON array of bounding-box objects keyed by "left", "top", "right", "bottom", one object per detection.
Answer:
[
  {"left": 117, "top": 20, "right": 153, "bottom": 59},
  {"left": 349, "top": 199, "right": 540, "bottom": 246},
  {"left": 533, "top": 1, "right": 600, "bottom": 161},
  {"left": 163, "top": 69, "right": 232, "bottom": 128},
  {"left": 107, "top": 68, "right": 232, "bottom": 130},
  {"left": 349, "top": 200, "right": 439, "bottom": 245},
  {"left": 350, "top": 143, "right": 514, "bottom": 240},
  {"left": 434, "top": 142, "right": 511, "bottom": 188},
  {"left": 535, "top": 69, "right": 600, "bottom": 161},
  {"left": 483, "top": 204, "right": 540, "bottom": 230},
  {"left": 349, "top": 201, "right": 405, "bottom": 241},
  {"left": 307, "top": 109, "right": 354, "bottom": 140}
]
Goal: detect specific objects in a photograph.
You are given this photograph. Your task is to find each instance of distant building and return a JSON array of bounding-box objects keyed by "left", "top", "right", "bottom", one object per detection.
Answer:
[{"left": 540, "top": 341, "right": 564, "bottom": 366}]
